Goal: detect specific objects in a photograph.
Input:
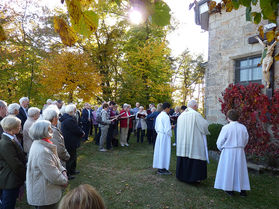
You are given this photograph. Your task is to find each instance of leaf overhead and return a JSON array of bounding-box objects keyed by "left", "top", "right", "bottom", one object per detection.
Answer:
[
  {"left": 53, "top": 16, "right": 77, "bottom": 46},
  {"left": 151, "top": 1, "right": 171, "bottom": 27},
  {"left": 66, "top": 0, "right": 82, "bottom": 25},
  {"left": 0, "top": 25, "right": 7, "bottom": 41},
  {"left": 266, "top": 30, "right": 275, "bottom": 43}
]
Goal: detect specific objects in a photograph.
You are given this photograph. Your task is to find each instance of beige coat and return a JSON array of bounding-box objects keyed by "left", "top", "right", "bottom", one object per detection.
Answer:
[
  {"left": 135, "top": 111, "right": 147, "bottom": 130},
  {"left": 26, "top": 140, "right": 68, "bottom": 206},
  {"left": 51, "top": 125, "right": 70, "bottom": 167},
  {"left": 23, "top": 117, "right": 36, "bottom": 153}
]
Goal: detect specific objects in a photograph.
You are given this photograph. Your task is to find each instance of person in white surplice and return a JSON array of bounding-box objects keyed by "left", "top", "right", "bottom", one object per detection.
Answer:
[
  {"left": 214, "top": 109, "right": 250, "bottom": 196},
  {"left": 176, "top": 100, "right": 209, "bottom": 183},
  {"left": 153, "top": 102, "right": 172, "bottom": 175}
]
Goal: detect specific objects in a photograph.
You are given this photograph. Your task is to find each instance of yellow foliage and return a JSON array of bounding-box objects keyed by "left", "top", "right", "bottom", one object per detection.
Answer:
[
  {"left": 40, "top": 51, "right": 102, "bottom": 102},
  {"left": 66, "top": 0, "right": 82, "bottom": 25},
  {"left": 53, "top": 16, "right": 77, "bottom": 46}
]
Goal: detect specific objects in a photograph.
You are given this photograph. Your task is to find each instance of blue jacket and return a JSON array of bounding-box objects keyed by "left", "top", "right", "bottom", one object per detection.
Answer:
[{"left": 146, "top": 111, "right": 160, "bottom": 129}]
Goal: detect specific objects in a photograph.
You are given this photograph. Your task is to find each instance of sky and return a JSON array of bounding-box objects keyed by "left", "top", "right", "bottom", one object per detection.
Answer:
[
  {"left": 43, "top": 0, "right": 208, "bottom": 59},
  {"left": 165, "top": 0, "right": 208, "bottom": 58}
]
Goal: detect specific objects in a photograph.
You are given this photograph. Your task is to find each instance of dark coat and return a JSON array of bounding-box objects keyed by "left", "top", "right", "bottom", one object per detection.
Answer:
[
  {"left": 81, "top": 108, "right": 92, "bottom": 125},
  {"left": 60, "top": 113, "right": 84, "bottom": 150},
  {"left": 0, "top": 134, "right": 26, "bottom": 189},
  {"left": 146, "top": 111, "right": 160, "bottom": 129},
  {"left": 0, "top": 116, "right": 3, "bottom": 136},
  {"left": 17, "top": 106, "right": 28, "bottom": 128}
]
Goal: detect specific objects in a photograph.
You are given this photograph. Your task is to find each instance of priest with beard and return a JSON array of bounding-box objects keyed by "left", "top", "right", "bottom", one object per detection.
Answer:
[{"left": 176, "top": 100, "right": 209, "bottom": 183}]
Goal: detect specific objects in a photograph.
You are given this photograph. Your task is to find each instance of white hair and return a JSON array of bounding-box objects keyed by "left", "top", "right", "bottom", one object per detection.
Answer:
[
  {"left": 123, "top": 103, "right": 128, "bottom": 109},
  {"left": 0, "top": 100, "right": 7, "bottom": 108},
  {"left": 29, "top": 120, "right": 52, "bottom": 140},
  {"left": 7, "top": 103, "right": 20, "bottom": 115},
  {"left": 60, "top": 105, "right": 66, "bottom": 115},
  {"left": 46, "top": 99, "right": 53, "bottom": 104},
  {"left": 1, "top": 116, "right": 21, "bottom": 132},
  {"left": 187, "top": 100, "right": 198, "bottom": 108},
  {"left": 43, "top": 106, "right": 59, "bottom": 122},
  {"left": 19, "top": 97, "right": 29, "bottom": 105},
  {"left": 27, "top": 107, "right": 41, "bottom": 117},
  {"left": 65, "top": 104, "right": 76, "bottom": 115}
]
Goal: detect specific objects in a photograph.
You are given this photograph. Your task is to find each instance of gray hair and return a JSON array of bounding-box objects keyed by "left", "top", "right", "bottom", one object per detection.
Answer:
[
  {"left": 1, "top": 116, "right": 21, "bottom": 132},
  {"left": 46, "top": 99, "right": 53, "bottom": 104},
  {"left": 43, "top": 107, "right": 59, "bottom": 122},
  {"left": 65, "top": 104, "right": 76, "bottom": 115},
  {"left": 19, "top": 97, "right": 29, "bottom": 105},
  {"left": 27, "top": 107, "right": 41, "bottom": 117},
  {"left": 0, "top": 100, "right": 7, "bottom": 108},
  {"left": 123, "top": 103, "right": 128, "bottom": 109},
  {"left": 187, "top": 100, "right": 198, "bottom": 108},
  {"left": 7, "top": 103, "right": 20, "bottom": 115},
  {"left": 157, "top": 103, "right": 163, "bottom": 112},
  {"left": 29, "top": 120, "right": 52, "bottom": 140}
]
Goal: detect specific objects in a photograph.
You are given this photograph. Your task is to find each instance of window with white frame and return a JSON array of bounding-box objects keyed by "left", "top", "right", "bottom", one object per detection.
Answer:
[{"left": 235, "top": 56, "right": 262, "bottom": 84}]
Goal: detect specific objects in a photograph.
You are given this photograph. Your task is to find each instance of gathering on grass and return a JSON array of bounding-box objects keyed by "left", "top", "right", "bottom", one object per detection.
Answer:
[{"left": 0, "top": 97, "right": 278, "bottom": 209}]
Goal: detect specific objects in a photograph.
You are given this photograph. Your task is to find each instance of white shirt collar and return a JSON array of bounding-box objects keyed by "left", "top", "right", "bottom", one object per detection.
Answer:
[{"left": 3, "top": 132, "right": 14, "bottom": 140}]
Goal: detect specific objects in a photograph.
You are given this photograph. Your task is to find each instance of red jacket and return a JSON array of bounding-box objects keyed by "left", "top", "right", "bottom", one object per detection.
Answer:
[{"left": 119, "top": 110, "right": 133, "bottom": 128}]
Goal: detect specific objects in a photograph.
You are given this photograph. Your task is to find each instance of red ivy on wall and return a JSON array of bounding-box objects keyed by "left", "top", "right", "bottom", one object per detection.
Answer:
[{"left": 219, "top": 83, "right": 279, "bottom": 158}]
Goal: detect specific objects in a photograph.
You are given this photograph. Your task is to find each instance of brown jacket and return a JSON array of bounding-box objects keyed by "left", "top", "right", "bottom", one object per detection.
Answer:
[{"left": 0, "top": 134, "right": 26, "bottom": 189}]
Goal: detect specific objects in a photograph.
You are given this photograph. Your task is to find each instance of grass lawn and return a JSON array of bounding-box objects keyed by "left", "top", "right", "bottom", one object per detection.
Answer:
[{"left": 18, "top": 134, "right": 279, "bottom": 209}]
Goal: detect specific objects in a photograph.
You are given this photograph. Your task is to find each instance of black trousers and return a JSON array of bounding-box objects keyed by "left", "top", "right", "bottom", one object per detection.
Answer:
[
  {"left": 94, "top": 127, "right": 101, "bottom": 145},
  {"left": 137, "top": 128, "right": 145, "bottom": 143},
  {"left": 152, "top": 129, "right": 157, "bottom": 149},
  {"left": 147, "top": 129, "right": 153, "bottom": 144},
  {"left": 106, "top": 124, "right": 114, "bottom": 149},
  {"left": 66, "top": 148, "right": 77, "bottom": 175},
  {"left": 94, "top": 124, "right": 98, "bottom": 136},
  {"left": 82, "top": 123, "right": 90, "bottom": 141},
  {"left": 127, "top": 128, "right": 133, "bottom": 143}
]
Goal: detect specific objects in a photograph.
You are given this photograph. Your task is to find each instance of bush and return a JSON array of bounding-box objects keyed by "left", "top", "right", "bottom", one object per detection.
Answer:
[{"left": 207, "top": 123, "right": 223, "bottom": 151}]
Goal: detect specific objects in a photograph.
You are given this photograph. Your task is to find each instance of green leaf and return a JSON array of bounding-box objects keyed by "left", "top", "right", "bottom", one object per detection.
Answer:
[
  {"left": 232, "top": 0, "right": 240, "bottom": 9},
  {"left": 73, "top": 10, "right": 99, "bottom": 37},
  {"left": 242, "top": 0, "right": 252, "bottom": 7},
  {"left": 253, "top": 12, "right": 261, "bottom": 24},
  {"left": 151, "top": 1, "right": 171, "bottom": 27},
  {"left": 246, "top": 6, "right": 252, "bottom": 21}
]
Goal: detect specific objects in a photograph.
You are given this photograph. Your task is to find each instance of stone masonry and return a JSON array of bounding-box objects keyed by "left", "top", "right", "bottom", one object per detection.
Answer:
[{"left": 205, "top": 6, "right": 279, "bottom": 124}]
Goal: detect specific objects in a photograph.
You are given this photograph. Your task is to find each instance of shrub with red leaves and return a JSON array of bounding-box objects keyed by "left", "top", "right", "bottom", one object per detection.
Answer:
[{"left": 219, "top": 83, "right": 279, "bottom": 165}]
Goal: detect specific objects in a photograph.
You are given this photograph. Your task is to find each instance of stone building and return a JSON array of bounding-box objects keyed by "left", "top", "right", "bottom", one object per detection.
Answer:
[{"left": 195, "top": 1, "right": 279, "bottom": 124}]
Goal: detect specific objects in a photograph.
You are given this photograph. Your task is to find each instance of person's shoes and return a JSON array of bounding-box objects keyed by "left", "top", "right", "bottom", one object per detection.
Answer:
[
  {"left": 156, "top": 169, "right": 164, "bottom": 175},
  {"left": 240, "top": 190, "right": 247, "bottom": 197},
  {"left": 172, "top": 143, "right": 176, "bottom": 146},
  {"left": 99, "top": 148, "right": 108, "bottom": 152},
  {"left": 225, "top": 191, "right": 234, "bottom": 196},
  {"left": 120, "top": 144, "right": 125, "bottom": 147},
  {"left": 125, "top": 143, "right": 129, "bottom": 147},
  {"left": 68, "top": 175, "right": 75, "bottom": 180},
  {"left": 157, "top": 169, "right": 172, "bottom": 175}
]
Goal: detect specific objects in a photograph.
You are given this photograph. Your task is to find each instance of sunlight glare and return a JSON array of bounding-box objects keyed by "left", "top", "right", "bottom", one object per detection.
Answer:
[{"left": 129, "top": 9, "right": 143, "bottom": 25}]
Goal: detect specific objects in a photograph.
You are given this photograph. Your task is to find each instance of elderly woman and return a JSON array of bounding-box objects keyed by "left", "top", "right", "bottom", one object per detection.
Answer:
[
  {"left": 119, "top": 104, "right": 132, "bottom": 147},
  {"left": 60, "top": 104, "right": 84, "bottom": 178},
  {"left": 7, "top": 103, "right": 20, "bottom": 116},
  {"left": 23, "top": 107, "right": 41, "bottom": 154},
  {"left": 135, "top": 106, "right": 147, "bottom": 143},
  {"left": 0, "top": 116, "right": 26, "bottom": 209},
  {"left": 43, "top": 106, "right": 70, "bottom": 167},
  {"left": 27, "top": 120, "right": 68, "bottom": 209}
]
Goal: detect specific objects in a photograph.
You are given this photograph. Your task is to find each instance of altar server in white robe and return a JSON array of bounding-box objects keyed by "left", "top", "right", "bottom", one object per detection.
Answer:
[
  {"left": 214, "top": 109, "right": 250, "bottom": 196},
  {"left": 153, "top": 102, "right": 172, "bottom": 175},
  {"left": 176, "top": 100, "right": 209, "bottom": 183}
]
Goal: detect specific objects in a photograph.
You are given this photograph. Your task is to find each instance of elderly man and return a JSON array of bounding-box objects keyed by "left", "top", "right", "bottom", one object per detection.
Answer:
[
  {"left": 23, "top": 107, "right": 41, "bottom": 154},
  {"left": 17, "top": 97, "right": 29, "bottom": 128},
  {"left": 176, "top": 100, "right": 209, "bottom": 183},
  {"left": 0, "top": 100, "right": 8, "bottom": 136},
  {"left": 60, "top": 104, "right": 84, "bottom": 179},
  {"left": 81, "top": 103, "right": 92, "bottom": 141}
]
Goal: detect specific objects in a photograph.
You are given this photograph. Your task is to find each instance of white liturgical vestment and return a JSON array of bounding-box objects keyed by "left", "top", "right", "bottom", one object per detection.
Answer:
[
  {"left": 214, "top": 121, "right": 250, "bottom": 192},
  {"left": 176, "top": 108, "right": 209, "bottom": 161},
  {"left": 153, "top": 111, "right": 172, "bottom": 170}
]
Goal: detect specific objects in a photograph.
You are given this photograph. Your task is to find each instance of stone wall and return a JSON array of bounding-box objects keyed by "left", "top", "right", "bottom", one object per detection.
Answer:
[{"left": 205, "top": 7, "right": 279, "bottom": 124}]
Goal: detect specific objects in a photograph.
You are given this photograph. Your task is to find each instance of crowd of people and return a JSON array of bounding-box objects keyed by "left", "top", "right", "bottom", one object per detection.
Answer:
[{"left": 0, "top": 97, "right": 251, "bottom": 209}]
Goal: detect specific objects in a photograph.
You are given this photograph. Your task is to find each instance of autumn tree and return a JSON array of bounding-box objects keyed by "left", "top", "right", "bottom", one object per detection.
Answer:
[
  {"left": 173, "top": 50, "right": 205, "bottom": 106},
  {"left": 118, "top": 23, "right": 174, "bottom": 106},
  {"left": 40, "top": 51, "right": 101, "bottom": 103}
]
